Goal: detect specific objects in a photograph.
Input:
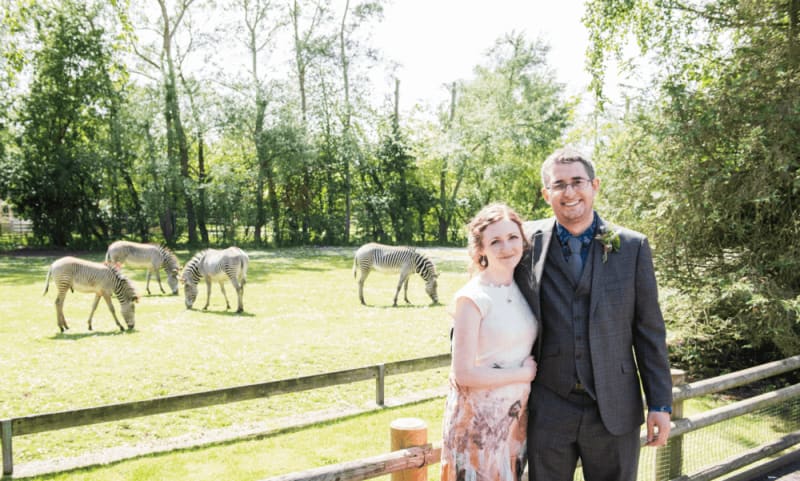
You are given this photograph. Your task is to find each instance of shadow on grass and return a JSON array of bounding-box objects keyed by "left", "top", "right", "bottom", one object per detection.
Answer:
[
  {"left": 362, "top": 302, "right": 441, "bottom": 309},
  {"left": 187, "top": 309, "right": 257, "bottom": 317},
  {"left": 50, "top": 328, "right": 135, "bottom": 340}
]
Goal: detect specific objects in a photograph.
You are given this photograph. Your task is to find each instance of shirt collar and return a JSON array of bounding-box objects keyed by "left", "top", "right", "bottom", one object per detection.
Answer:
[{"left": 556, "top": 212, "right": 598, "bottom": 247}]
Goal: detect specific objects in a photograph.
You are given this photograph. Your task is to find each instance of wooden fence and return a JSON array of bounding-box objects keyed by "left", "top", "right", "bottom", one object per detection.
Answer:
[
  {"left": 0, "top": 353, "right": 451, "bottom": 476},
  {"left": 260, "top": 355, "right": 800, "bottom": 481},
  {"left": 3, "top": 354, "right": 800, "bottom": 480}
]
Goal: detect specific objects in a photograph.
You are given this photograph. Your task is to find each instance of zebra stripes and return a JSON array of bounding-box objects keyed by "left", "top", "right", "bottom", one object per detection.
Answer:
[
  {"left": 181, "top": 247, "right": 249, "bottom": 313},
  {"left": 43, "top": 256, "right": 139, "bottom": 332},
  {"left": 353, "top": 243, "right": 439, "bottom": 306},
  {"left": 106, "top": 241, "right": 180, "bottom": 295}
]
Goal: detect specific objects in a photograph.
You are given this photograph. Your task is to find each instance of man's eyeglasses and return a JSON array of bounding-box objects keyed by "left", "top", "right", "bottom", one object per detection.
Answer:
[{"left": 546, "top": 177, "right": 593, "bottom": 193}]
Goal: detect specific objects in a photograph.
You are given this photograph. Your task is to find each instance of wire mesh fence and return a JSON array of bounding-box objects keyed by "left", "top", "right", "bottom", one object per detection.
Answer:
[{"left": 570, "top": 394, "right": 800, "bottom": 481}]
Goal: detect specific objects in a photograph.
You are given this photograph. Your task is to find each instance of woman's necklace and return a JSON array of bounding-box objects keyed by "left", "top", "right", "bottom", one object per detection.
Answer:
[{"left": 484, "top": 279, "right": 514, "bottom": 303}]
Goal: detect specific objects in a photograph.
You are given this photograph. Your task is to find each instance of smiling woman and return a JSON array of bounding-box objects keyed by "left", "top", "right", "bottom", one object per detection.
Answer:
[{"left": 440, "top": 203, "right": 538, "bottom": 481}]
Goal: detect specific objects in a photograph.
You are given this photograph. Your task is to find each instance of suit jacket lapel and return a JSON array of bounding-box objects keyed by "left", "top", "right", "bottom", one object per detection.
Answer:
[
  {"left": 589, "top": 216, "right": 610, "bottom": 316},
  {"left": 532, "top": 220, "right": 555, "bottom": 289},
  {"left": 518, "top": 218, "right": 556, "bottom": 361}
]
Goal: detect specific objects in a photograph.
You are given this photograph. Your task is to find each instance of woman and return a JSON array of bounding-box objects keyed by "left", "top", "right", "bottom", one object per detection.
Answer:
[{"left": 440, "top": 203, "right": 539, "bottom": 481}]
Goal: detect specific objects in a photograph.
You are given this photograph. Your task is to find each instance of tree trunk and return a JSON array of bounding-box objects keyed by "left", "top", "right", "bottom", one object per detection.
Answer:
[{"left": 197, "top": 132, "right": 209, "bottom": 244}]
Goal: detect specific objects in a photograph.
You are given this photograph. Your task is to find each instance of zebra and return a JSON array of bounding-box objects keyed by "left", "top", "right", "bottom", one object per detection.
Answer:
[
  {"left": 181, "top": 247, "right": 249, "bottom": 313},
  {"left": 353, "top": 243, "right": 439, "bottom": 306},
  {"left": 105, "top": 240, "right": 181, "bottom": 295},
  {"left": 43, "top": 256, "right": 139, "bottom": 332}
]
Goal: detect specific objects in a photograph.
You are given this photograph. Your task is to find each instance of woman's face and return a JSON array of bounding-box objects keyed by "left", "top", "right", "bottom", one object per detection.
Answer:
[{"left": 479, "top": 218, "right": 524, "bottom": 271}]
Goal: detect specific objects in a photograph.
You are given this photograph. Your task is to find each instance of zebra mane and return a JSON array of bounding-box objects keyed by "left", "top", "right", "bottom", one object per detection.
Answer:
[
  {"left": 106, "top": 263, "right": 139, "bottom": 300},
  {"left": 411, "top": 251, "right": 438, "bottom": 278},
  {"left": 159, "top": 245, "right": 180, "bottom": 272},
  {"left": 181, "top": 250, "right": 208, "bottom": 284}
]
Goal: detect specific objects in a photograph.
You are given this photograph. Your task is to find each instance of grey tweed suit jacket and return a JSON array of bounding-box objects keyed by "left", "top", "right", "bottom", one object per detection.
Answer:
[{"left": 514, "top": 215, "right": 672, "bottom": 435}]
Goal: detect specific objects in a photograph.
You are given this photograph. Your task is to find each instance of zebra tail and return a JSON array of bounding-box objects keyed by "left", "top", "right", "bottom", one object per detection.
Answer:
[{"left": 43, "top": 267, "right": 51, "bottom": 296}]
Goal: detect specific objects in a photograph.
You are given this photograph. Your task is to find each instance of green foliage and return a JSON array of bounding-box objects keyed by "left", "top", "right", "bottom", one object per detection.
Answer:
[
  {"left": 0, "top": 4, "right": 573, "bottom": 251},
  {"left": 415, "top": 31, "right": 573, "bottom": 240},
  {"left": 665, "top": 268, "right": 800, "bottom": 378},
  {"left": 588, "top": 0, "right": 800, "bottom": 374},
  {"left": 5, "top": 0, "right": 123, "bottom": 248}
]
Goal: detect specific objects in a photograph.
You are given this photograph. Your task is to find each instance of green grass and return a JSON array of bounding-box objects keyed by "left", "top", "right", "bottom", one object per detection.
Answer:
[
  {"left": 3, "top": 247, "right": 798, "bottom": 480},
  {"left": 1, "top": 247, "right": 466, "bottom": 478}
]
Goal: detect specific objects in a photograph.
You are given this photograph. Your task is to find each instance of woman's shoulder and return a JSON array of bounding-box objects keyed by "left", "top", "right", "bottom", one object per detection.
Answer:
[{"left": 451, "top": 277, "right": 492, "bottom": 316}]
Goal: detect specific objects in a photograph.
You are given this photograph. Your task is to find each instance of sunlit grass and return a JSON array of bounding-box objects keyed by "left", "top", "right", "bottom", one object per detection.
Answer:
[
  {"left": 4, "top": 247, "right": 798, "bottom": 480},
  {"left": 0, "top": 247, "right": 466, "bottom": 473}
]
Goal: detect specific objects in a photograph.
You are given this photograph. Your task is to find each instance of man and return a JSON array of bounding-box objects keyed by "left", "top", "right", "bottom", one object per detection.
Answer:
[{"left": 514, "top": 147, "right": 672, "bottom": 481}]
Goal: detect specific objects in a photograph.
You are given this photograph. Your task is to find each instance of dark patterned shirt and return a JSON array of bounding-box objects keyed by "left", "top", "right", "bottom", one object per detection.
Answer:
[{"left": 555, "top": 212, "right": 598, "bottom": 266}]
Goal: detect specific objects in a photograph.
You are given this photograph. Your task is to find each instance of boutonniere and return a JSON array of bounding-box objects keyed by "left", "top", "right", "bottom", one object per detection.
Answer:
[{"left": 595, "top": 227, "right": 620, "bottom": 263}]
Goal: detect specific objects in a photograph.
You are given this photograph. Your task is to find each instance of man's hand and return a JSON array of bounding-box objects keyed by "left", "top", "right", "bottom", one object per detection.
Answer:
[{"left": 646, "top": 411, "right": 671, "bottom": 447}]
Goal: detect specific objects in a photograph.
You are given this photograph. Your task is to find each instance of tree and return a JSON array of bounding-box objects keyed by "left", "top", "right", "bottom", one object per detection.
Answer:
[
  {"left": 585, "top": 0, "right": 800, "bottom": 370},
  {"left": 416, "top": 31, "right": 571, "bottom": 240},
  {"left": 126, "top": 0, "right": 199, "bottom": 245},
  {"left": 11, "top": 0, "right": 121, "bottom": 247},
  {"left": 227, "top": 0, "right": 284, "bottom": 245},
  {"left": 335, "top": 0, "right": 383, "bottom": 243}
]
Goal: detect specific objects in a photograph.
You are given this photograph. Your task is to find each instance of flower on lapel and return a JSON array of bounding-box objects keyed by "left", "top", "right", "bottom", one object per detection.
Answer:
[{"left": 595, "top": 227, "right": 620, "bottom": 263}]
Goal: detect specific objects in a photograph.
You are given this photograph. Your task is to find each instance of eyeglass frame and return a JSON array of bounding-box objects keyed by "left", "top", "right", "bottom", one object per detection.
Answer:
[{"left": 545, "top": 177, "right": 595, "bottom": 193}]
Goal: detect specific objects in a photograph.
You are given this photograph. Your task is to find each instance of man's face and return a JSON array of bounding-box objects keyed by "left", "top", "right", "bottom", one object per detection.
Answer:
[{"left": 541, "top": 161, "right": 600, "bottom": 232}]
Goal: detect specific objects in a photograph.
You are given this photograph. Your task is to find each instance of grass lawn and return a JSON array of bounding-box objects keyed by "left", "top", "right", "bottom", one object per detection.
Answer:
[
  {"left": 1, "top": 246, "right": 466, "bottom": 478},
  {"left": 3, "top": 246, "right": 798, "bottom": 480}
]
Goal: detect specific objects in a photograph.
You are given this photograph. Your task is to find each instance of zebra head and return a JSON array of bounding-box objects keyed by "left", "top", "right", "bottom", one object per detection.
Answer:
[
  {"left": 162, "top": 247, "right": 181, "bottom": 295},
  {"left": 111, "top": 265, "right": 138, "bottom": 330},
  {"left": 425, "top": 272, "right": 439, "bottom": 304},
  {"left": 120, "top": 299, "right": 136, "bottom": 330},
  {"left": 181, "top": 252, "right": 203, "bottom": 309},
  {"left": 167, "top": 268, "right": 180, "bottom": 296},
  {"left": 183, "top": 281, "right": 198, "bottom": 309}
]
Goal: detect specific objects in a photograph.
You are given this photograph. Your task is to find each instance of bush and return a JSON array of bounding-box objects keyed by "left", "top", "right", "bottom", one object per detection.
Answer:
[{"left": 664, "top": 268, "right": 800, "bottom": 379}]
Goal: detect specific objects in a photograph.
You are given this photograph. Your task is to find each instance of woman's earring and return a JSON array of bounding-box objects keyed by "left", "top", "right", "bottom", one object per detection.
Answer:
[{"left": 479, "top": 255, "right": 488, "bottom": 267}]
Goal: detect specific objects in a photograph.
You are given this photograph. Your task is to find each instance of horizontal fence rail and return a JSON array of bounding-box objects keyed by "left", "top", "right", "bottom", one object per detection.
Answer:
[
  {"left": 258, "top": 382, "right": 800, "bottom": 481},
  {"left": 0, "top": 353, "right": 451, "bottom": 476},
  {"left": 5, "top": 353, "right": 800, "bottom": 479},
  {"left": 260, "top": 355, "right": 800, "bottom": 481},
  {"left": 265, "top": 445, "right": 441, "bottom": 481}
]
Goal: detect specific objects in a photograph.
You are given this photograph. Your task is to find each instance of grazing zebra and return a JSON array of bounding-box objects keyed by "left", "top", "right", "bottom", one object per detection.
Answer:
[
  {"left": 353, "top": 243, "right": 439, "bottom": 306},
  {"left": 105, "top": 241, "right": 181, "bottom": 295},
  {"left": 43, "top": 257, "right": 139, "bottom": 332},
  {"left": 181, "top": 247, "right": 249, "bottom": 313}
]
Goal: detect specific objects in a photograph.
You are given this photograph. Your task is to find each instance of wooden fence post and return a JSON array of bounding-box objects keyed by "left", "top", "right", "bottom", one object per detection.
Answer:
[
  {"left": 376, "top": 364, "right": 385, "bottom": 406},
  {"left": 2, "top": 419, "right": 12, "bottom": 476},
  {"left": 390, "top": 418, "right": 428, "bottom": 481},
  {"left": 656, "top": 369, "right": 686, "bottom": 481}
]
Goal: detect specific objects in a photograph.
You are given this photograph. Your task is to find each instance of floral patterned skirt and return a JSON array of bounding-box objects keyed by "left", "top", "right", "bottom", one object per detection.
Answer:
[{"left": 440, "top": 379, "right": 529, "bottom": 481}]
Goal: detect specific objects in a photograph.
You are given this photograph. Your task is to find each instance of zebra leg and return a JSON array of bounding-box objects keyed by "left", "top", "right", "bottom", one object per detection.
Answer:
[
  {"left": 394, "top": 273, "right": 410, "bottom": 307},
  {"left": 87, "top": 294, "right": 103, "bottom": 331},
  {"left": 145, "top": 270, "right": 153, "bottom": 295},
  {"left": 55, "top": 291, "right": 69, "bottom": 332},
  {"left": 154, "top": 268, "right": 165, "bottom": 294},
  {"left": 100, "top": 293, "right": 124, "bottom": 331},
  {"left": 357, "top": 269, "right": 370, "bottom": 305},
  {"left": 219, "top": 282, "right": 231, "bottom": 310},
  {"left": 203, "top": 278, "right": 213, "bottom": 310},
  {"left": 395, "top": 266, "right": 413, "bottom": 306},
  {"left": 403, "top": 278, "right": 411, "bottom": 304},
  {"left": 230, "top": 278, "right": 243, "bottom": 313}
]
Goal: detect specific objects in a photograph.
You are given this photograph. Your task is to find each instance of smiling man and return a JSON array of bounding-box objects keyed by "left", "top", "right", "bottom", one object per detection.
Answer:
[{"left": 514, "top": 147, "right": 673, "bottom": 481}]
